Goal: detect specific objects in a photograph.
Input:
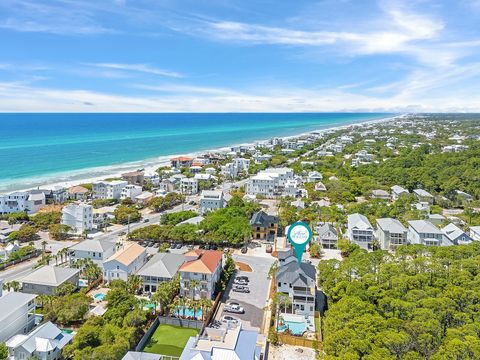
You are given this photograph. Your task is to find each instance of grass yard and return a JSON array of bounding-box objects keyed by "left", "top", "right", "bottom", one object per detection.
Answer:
[{"left": 143, "top": 324, "right": 199, "bottom": 357}]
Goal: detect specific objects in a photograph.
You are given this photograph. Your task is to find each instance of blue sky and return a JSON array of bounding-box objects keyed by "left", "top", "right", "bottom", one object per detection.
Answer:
[{"left": 1, "top": 0, "right": 480, "bottom": 112}]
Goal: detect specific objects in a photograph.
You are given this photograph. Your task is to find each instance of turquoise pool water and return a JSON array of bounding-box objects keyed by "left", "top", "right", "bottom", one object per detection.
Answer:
[
  {"left": 174, "top": 306, "right": 203, "bottom": 319},
  {"left": 79, "top": 279, "right": 88, "bottom": 287},
  {"left": 278, "top": 320, "right": 307, "bottom": 335},
  {"left": 94, "top": 293, "right": 105, "bottom": 301}
]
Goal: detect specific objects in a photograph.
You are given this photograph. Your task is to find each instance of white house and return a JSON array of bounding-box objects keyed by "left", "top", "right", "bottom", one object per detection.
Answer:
[
  {"left": 92, "top": 180, "right": 128, "bottom": 199},
  {"left": 0, "top": 191, "right": 46, "bottom": 215},
  {"left": 6, "top": 321, "right": 74, "bottom": 360},
  {"left": 314, "top": 223, "right": 338, "bottom": 249},
  {"left": 442, "top": 223, "right": 473, "bottom": 245},
  {"left": 180, "top": 178, "right": 198, "bottom": 195},
  {"left": 470, "top": 226, "right": 480, "bottom": 241},
  {"left": 0, "top": 292, "right": 36, "bottom": 342},
  {"left": 137, "top": 253, "right": 185, "bottom": 293},
  {"left": 307, "top": 171, "right": 323, "bottom": 182},
  {"left": 408, "top": 220, "right": 450, "bottom": 246},
  {"left": 245, "top": 168, "right": 294, "bottom": 198},
  {"left": 199, "top": 190, "right": 226, "bottom": 214},
  {"left": 371, "top": 189, "right": 390, "bottom": 200},
  {"left": 121, "top": 185, "right": 143, "bottom": 200},
  {"left": 413, "top": 189, "right": 434, "bottom": 204},
  {"left": 61, "top": 203, "right": 93, "bottom": 235},
  {"left": 276, "top": 249, "right": 316, "bottom": 316},
  {"left": 179, "top": 250, "right": 223, "bottom": 300},
  {"left": 103, "top": 242, "right": 147, "bottom": 282},
  {"left": 20, "top": 265, "right": 80, "bottom": 296},
  {"left": 376, "top": 218, "right": 408, "bottom": 250},
  {"left": 69, "top": 238, "right": 117, "bottom": 268},
  {"left": 347, "top": 213, "right": 375, "bottom": 250}
]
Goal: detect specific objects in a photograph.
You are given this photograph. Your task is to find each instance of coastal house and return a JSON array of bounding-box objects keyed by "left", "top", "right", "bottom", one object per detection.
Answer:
[
  {"left": 221, "top": 162, "right": 238, "bottom": 179},
  {"left": 179, "top": 250, "right": 223, "bottom": 300},
  {"left": 347, "top": 213, "right": 375, "bottom": 250},
  {"left": 0, "top": 292, "right": 36, "bottom": 342},
  {"left": 351, "top": 150, "right": 374, "bottom": 167},
  {"left": 6, "top": 321, "right": 74, "bottom": 360},
  {"left": 314, "top": 223, "right": 338, "bottom": 249},
  {"left": 470, "top": 226, "right": 480, "bottom": 241},
  {"left": 103, "top": 242, "right": 147, "bottom": 282},
  {"left": 171, "top": 156, "right": 194, "bottom": 169},
  {"left": 180, "top": 178, "right": 198, "bottom": 195},
  {"left": 0, "top": 191, "right": 46, "bottom": 215},
  {"left": 245, "top": 168, "right": 294, "bottom": 198},
  {"left": 69, "top": 238, "right": 117, "bottom": 268},
  {"left": 276, "top": 248, "right": 316, "bottom": 316},
  {"left": 407, "top": 220, "right": 450, "bottom": 246},
  {"left": 137, "top": 253, "right": 185, "bottom": 293},
  {"left": 121, "top": 184, "right": 143, "bottom": 200},
  {"left": 428, "top": 213, "right": 446, "bottom": 226},
  {"left": 61, "top": 203, "right": 93, "bottom": 235},
  {"left": 20, "top": 265, "right": 80, "bottom": 295},
  {"left": 123, "top": 353, "right": 161, "bottom": 360},
  {"left": 376, "top": 218, "right": 408, "bottom": 250},
  {"left": 307, "top": 171, "right": 323, "bottom": 182},
  {"left": 179, "top": 324, "right": 261, "bottom": 360},
  {"left": 92, "top": 180, "right": 128, "bottom": 200},
  {"left": 66, "top": 185, "right": 89, "bottom": 201},
  {"left": 134, "top": 191, "right": 154, "bottom": 205},
  {"left": 250, "top": 211, "right": 279, "bottom": 242},
  {"left": 252, "top": 152, "right": 272, "bottom": 163},
  {"left": 159, "top": 179, "right": 176, "bottom": 193},
  {"left": 455, "top": 190, "right": 473, "bottom": 201},
  {"left": 413, "top": 189, "right": 434, "bottom": 204},
  {"left": 371, "top": 189, "right": 390, "bottom": 200},
  {"left": 121, "top": 170, "right": 144, "bottom": 186},
  {"left": 314, "top": 181, "right": 327, "bottom": 192},
  {"left": 442, "top": 223, "right": 473, "bottom": 245},
  {"left": 199, "top": 190, "right": 226, "bottom": 214}
]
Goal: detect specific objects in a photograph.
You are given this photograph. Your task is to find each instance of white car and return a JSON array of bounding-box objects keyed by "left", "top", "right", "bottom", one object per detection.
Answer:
[
  {"left": 224, "top": 302, "right": 245, "bottom": 314},
  {"left": 221, "top": 315, "right": 239, "bottom": 324}
]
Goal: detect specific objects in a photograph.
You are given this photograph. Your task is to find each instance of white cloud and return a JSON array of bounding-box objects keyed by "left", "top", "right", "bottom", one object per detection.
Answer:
[{"left": 88, "top": 63, "right": 183, "bottom": 78}]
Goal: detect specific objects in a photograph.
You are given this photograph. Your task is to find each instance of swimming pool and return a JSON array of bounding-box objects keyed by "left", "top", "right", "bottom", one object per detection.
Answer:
[
  {"left": 277, "top": 320, "right": 307, "bottom": 335},
  {"left": 94, "top": 293, "right": 105, "bottom": 301},
  {"left": 174, "top": 306, "right": 203, "bottom": 319},
  {"left": 79, "top": 279, "right": 88, "bottom": 287}
]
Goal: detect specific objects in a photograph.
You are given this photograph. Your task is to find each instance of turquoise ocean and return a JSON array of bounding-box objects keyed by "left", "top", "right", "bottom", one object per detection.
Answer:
[{"left": 0, "top": 113, "right": 391, "bottom": 191}]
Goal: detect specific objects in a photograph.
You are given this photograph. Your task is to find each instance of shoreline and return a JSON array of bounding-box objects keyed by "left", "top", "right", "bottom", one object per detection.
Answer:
[{"left": 2, "top": 114, "right": 402, "bottom": 193}]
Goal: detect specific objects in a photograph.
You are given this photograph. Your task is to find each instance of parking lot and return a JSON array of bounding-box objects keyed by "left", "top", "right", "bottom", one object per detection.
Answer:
[{"left": 217, "top": 254, "right": 275, "bottom": 331}]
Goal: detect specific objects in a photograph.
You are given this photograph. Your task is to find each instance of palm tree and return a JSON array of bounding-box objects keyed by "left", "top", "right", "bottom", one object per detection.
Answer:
[
  {"left": 200, "top": 298, "right": 212, "bottom": 322},
  {"left": 191, "top": 299, "right": 202, "bottom": 319},
  {"left": 189, "top": 280, "right": 200, "bottom": 301},
  {"left": 127, "top": 275, "right": 143, "bottom": 294},
  {"left": 272, "top": 292, "right": 291, "bottom": 332},
  {"left": 177, "top": 297, "right": 188, "bottom": 318},
  {"left": 152, "top": 283, "right": 171, "bottom": 315},
  {"left": 168, "top": 297, "right": 181, "bottom": 317},
  {"left": 41, "top": 241, "right": 48, "bottom": 260}
]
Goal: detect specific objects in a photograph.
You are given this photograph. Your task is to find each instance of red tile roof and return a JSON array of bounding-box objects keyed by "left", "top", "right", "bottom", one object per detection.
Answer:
[{"left": 180, "top": 250, "right": 223, "bottom": 274}]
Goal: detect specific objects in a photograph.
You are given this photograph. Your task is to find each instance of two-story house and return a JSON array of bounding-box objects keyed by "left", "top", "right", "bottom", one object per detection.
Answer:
[
  {"left": 314, "top": 223, "right": 338, "bottom": 249},
  {"left": 137, "top": 253, "right": 186, "bottom": 293},
  {"left": 20, "top": 265, "right": 80, "bottom": 296},
  {"left": 69, "top": 238, "right": 117, "bottom": 268},
  {"left": 347, "top": 213, "right": 375, "bottom": 250},
  {"left": 376, "top": 218, "right": 408, "bottom": 250},
  {"left": 199, "top": 190, "right": 226, "bottom": 214},
  {"left": 179, "top": 250, "right": 223, "bottom": 300},
  {"left": 0, "top": 292, "right": 36, "bottom": 342},
  {"left": 103, "top": 242, "right": 147, "bottom": 282},
  {"left": 408, "top": 220, "right": 450, "bottom": 246},
  {"left": 250, "top": 211, "right": 279, "bottom": 242}
]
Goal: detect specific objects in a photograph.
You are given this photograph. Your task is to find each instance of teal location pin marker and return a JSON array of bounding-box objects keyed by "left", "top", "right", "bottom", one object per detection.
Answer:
[{"left": 287, "top": 221, "right": 312, "bottom": 264}]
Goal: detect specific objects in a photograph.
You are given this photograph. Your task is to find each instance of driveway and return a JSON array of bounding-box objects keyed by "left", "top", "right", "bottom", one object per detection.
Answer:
[{"left": 218, "top": 254, "right": 275, "bottom": 331}]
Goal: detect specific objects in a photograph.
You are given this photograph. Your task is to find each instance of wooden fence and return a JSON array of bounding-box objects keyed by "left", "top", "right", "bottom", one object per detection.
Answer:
[{"left": 277, "top": 334, "right": 319, "bottom": 348}]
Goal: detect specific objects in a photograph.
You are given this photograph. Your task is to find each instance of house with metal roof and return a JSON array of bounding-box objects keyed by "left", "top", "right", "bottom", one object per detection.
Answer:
[
  {"left": 137, "top": 253, "right": 185, "bottom": 293},
  {"left": 408, "top": 220, "right": 451, "bottom": 246},
  {"left": 347, "top": 213, "right": 375, "bottom": 250},
  {"left": 442, "top": 223, "right": 473, "bottom": 245},
  {"left": 179, "top": 324, "right": 261, "bottom": 360},
  {"left": 122, "top": 352, "right": 161, "bottom": 360},
  {"left": 20, "top": 265, "right": 80, "bottom": 295},
  {"left": 69, "top": 238, "right": 117, "bottom": 268},
  {"left": 314, "top": 223, "right": 338, "bottom": 249},
  {"left": 413, "top": 189, "right": 434, "bottom": 204},
  {"left": 376, "top": 218, "right": 408, "bottom": 250},
  {"left": 0, "top": 292, "right": 36, "bottom": 342},
  {"left": 6, "top": 321, "right": 74, "bottom": 360}
]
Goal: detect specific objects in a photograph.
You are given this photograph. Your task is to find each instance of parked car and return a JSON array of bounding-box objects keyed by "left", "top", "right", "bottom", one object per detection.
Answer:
[
  {"left": 241, "top": 247, "right": 248, "bottom": 254},
  {"left": 204, "top": 244, "right": 211, "bottom": 250},
  {"left": 266, "top": 245, "right": 273, "bottom": 253},
  {"left": 221, "top": 315, "right": 239, "bottom": 324},
  {"left": 232, "top": 286, "right": 250, "bottom": 293},
  {"left": 236, "top": 276, "right": 249, "bottom": 282},
  {"left": 234, "top": 279, "right": 248, "bottom": 286},
  {"left": 144, "top": 219, "right": 150, "bottom": 223},
  {"left": 224, "top": 302, "right": 245, "bottom": 314}
]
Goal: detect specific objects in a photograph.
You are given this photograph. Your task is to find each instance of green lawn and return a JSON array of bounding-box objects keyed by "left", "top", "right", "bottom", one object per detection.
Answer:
[{"left": 143, "top": 324, "right": 199, "bottom": 356}]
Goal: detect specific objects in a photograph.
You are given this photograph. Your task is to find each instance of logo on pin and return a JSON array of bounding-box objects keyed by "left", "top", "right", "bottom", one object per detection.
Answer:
[{"left": 287, "top": 221, "right": 312, "bottom": 263}]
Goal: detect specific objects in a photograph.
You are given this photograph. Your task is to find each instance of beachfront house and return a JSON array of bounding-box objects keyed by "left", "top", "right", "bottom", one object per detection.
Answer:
[
  {"left": 245, "top": 167, "right": 294, "bottom": 198},
  {"left": 276, "top": 248, "right": 316, "bottom": 316},
  {"left": 20, "top": 265, "right": 80, "bottom": 295},
  {"left": 6, "top": 321, "right": 74, "bottom": 360},
  {"left": 250, "top": 211, "right": 279, "bottom": 242},
  {"left": 103, "top": 242, "right": 147, "bottom": 282},
  {"left": 376, "top": 218, "right": 408, "bottom": 250},
  {"left": 67, "top": 185, "right": 89, "bottom": 200},
  {"left": 0, "top": 292, "right": 36, "bottom": 343},
  {"left": 121, "top": 170, "right": 144, "bottom": 186},
  {"left": 137, "top": 253, "right": 185, "bottom": 293},
  {"left": 442, "top": 223, "right": 473, "bottom": 245},
  {"left": 199, "top": 190, "right": 226, "bottom": 214},
  {"left": 347, "top": 213, "right": 375, "bottom": 250},
  {"left": 179, "top": 324, "right": 261, "bottom": 360},
  {"left": 0, "top": 191, "right": 46, "bottom": 215},
  {"left": 314, "top": 223, "right": 338, "bottom": 249},
  {"left": 407, "top": 220, "right": 450, "bottom": 246},
  {"left": 92, "top": 180, "right": 128, "bottom": 200},
  {"left": 180, "top": 178, "right": 198, "bottom": 195},
  {"left": 69, "top": 238, "right": 117, "bottom": 268},
  {"left": 170, "top": 156, "right": 194, "bottom": 169},
  {"left": 179, "top": 250, "right": 223, "bottom": 300},
  {"left": 61, "top": 203, "right": 93, "bottom": 235}
]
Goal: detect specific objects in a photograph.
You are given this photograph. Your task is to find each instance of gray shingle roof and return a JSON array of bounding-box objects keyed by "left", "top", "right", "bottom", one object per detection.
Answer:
[
  {"left": 250, "top": 211, "right": 278, "bottom": 226},
  {"left": 20, "top": 266, "right": 79, "bottom": 287},
  {"left": 276, "top": 261, "right": 315, "bottom": 287}
]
